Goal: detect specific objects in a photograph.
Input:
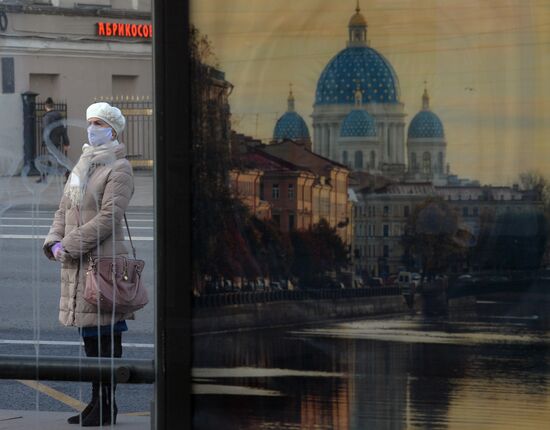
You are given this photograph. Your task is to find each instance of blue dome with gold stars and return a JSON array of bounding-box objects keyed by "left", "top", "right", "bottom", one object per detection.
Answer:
[
  {"left": 315, "top": 46, "right": 400, "bottom": 105},
  {"left": 408, "top": 110, "right": 445, "bottom": 138},
  {"left": 273, "top": 111, "right": 310, "bottom": 141},
  {"left": 340, "top": 109, "right": 377, "bottom": 137}
]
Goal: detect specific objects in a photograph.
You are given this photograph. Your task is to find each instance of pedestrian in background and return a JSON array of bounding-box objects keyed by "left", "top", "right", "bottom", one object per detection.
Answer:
[
  {"left": 36, "top": 97, "right": 70, "bottom": 183},
  {"left": 42, "top": 102, "right": 134, "bottom": 426}
]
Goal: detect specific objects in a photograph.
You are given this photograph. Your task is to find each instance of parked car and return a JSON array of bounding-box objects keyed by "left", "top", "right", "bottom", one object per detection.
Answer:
[
  {"left": 270, "top": 281, "right": 282, "bottom": 291},
  {"left": 222, "top": 279, "right": 236, "bottom": 292},
  {"left": 397, "top": 271, "right": 417, "bottom": 294}
]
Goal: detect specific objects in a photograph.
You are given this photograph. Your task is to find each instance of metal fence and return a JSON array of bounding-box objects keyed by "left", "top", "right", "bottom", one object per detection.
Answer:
[
  {"left": 34, "top": 99, "right": 68, "bottom": 158},
  {"left": 34, "top": 96, "right": 154, "bottom": 170},
  {"left": 97, "top": 96, "right": 154, "bottom": 170},
  {"left": 193, "top": 286, "right": 403, "bottom": 308}
]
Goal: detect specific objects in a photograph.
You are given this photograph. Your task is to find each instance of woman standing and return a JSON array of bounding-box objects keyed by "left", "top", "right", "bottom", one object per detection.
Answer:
[{"left": 43, "top": 102, "right": 134, "bottom": 426}]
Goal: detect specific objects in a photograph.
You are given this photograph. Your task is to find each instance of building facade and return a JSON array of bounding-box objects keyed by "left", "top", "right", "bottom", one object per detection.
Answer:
[
  {"left": 232, "top": 138, "right": 354, "bottom": 246},
  {"left": 261, "top": 140, "right": 353, "bottom": 245},
  {"left": 354, "top": 182, "right": 542, "bottom": 278},
  {"left": 228, "top": 168, "right": 272, "bottom": 221},
  {"left": 0, "top": 0, "right": 152, "bottom": 161},
  {"left": 355, "top": 182, "right": 435, "bottom": 277}
]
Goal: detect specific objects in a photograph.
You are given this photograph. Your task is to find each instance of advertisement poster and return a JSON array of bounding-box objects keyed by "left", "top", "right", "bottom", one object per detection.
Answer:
[{"left": 190, "top": 1, "right": 550, "bottom": 429}]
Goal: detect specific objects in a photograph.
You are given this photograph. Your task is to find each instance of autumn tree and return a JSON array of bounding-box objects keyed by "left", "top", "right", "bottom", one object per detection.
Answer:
[
  {"left": 290, "top": 219, "right": 349, "bottom": 288},
  {"left": 190, "top": 26, "right": 293, "bottom": 289},
  {"left": 519, "top": 170, "right": 550, "bottom": 206}
]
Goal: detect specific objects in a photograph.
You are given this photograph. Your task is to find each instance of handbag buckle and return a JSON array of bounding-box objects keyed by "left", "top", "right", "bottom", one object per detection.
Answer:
[{"left": 122, "top": 258, "right": 129, "bottom": 281}]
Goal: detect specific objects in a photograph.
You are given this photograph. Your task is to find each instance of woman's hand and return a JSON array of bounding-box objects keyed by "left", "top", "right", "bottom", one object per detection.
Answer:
[{"left": 52, "top": 242, "right": 65, "bottom": 261}]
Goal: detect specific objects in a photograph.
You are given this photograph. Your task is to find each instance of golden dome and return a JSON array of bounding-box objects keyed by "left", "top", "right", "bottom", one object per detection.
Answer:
[{"left": 349, "top": 11, "right": 367, "bottom": 27}]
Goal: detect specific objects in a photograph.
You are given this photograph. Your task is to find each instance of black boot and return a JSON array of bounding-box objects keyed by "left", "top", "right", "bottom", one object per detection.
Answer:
[
  {"left": 67, "top": 383, "right": 99, "bottom": 424},
  {"left": 81, "top": 387, "right": 107, "bottom": 427},
  {"left": 80, "top": 384, "right": 118, "bottom": 427},
  {"left": 68, "top": 337, "right": 100, "bottom": 424},
  {"left": 102, "top": 334, "right": 121, "bottom": 425},
  {"left": 81, "top": 333, "right": 122, "bottom": 426}
]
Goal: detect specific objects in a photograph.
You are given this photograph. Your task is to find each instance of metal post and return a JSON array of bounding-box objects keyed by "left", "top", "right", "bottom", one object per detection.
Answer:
[
  {"left": 0, "top": 355, "right": 155, "bottom": 384},
  {"left": 153, "top": 0, "right": 191, "bottom": 429},
  {"left": 21, "top": 91, "right": 40, "bottom": 176}
]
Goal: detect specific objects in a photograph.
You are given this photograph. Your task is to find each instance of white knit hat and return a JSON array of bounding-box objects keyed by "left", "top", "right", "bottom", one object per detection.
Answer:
[{"left": 86, "top": 102, "right": 126, "bottom": 136}]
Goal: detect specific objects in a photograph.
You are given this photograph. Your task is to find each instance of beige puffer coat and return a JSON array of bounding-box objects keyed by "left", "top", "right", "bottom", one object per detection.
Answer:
[{"left": 43, "top": 143, "right": 135, "bottom": 327}]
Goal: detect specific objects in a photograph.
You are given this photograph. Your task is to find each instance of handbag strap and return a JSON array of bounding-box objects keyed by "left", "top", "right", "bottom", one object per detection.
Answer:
[
  {"left": 124, "top": 214, "right": 137, "bottom": 259},
  {"left": 77, "top": 207, "right": 137, "bottom": 259}
]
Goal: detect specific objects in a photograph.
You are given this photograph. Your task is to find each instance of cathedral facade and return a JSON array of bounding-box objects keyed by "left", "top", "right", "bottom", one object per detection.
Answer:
[
  {"left": 311, "top": 4, "right": 407, "bottom": 175},
  {"left": 272, "top": 3, "right": 449, "bottom": 184}
]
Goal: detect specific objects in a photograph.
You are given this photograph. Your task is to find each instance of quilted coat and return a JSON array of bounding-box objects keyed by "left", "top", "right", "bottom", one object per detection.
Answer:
[{"left": 43, "top": 143, "right": 135, "bottom": 327}]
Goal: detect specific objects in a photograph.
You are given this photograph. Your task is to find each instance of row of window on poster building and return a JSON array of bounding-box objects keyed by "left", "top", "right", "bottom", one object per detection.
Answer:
[{"left": 229, "top": 134, "right": 539, "bottom": 279}]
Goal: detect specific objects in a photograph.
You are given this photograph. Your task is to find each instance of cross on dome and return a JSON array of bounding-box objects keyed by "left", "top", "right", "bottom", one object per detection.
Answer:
[
  {"left": 287, "top": 82, "right": 295, "bottom": 112},
  {"left": 422, "top": 81, "right": 430, "bottom": 110},
  {"left": 348, "top": 1, "right": 367, "bottom": 47}
]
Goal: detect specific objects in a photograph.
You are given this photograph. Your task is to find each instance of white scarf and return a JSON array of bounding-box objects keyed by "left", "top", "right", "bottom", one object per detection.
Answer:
[{"left": 64, "top": 140, "right": 120, "bottom": 207}]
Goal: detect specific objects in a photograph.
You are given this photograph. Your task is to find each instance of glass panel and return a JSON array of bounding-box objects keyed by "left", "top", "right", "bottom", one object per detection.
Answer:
[
  {"left": 0, "top": 1, "right": 154, "bottom": 426},
  {"left": 191, "top": 1, "right": 550, "bottom": 429}
]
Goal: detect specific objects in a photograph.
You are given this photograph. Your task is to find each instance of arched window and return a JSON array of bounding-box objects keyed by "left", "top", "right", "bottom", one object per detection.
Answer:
[
  {"left": 410, "top": 152, "right": 417, "bottom": 172},
  {"left": 370, "top": 151, "right": 376, "bottom": 169},
  {"left": 422, "top": 152, "right": 431, "bottom": 175},
  {"left": 342, "top": 151, "right": 348, "bottom": 166},
  {"left": 438, "top": 152, "right": 444, "bottom": 174},
  {"left": 354, "top": 151, "right": 363, "bottom": 169}
]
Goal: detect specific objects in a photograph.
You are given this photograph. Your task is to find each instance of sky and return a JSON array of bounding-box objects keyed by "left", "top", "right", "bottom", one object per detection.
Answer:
[{"left": 190, "top": 0, "right": 550, "bottom": 185}]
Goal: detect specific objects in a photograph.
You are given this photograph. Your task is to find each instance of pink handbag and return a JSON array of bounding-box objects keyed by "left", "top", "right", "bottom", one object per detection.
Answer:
[{"left": 83, "top": 214, "right": 148, "bottom": 313}]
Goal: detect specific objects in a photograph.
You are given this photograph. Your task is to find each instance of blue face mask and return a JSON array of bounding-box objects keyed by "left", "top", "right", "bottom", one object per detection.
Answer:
[{"left": 87, "top": 125, "right": 113, "bottom": 147}]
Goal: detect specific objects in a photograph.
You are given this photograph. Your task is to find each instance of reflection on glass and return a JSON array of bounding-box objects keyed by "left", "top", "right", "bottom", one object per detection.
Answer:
[{"left": 0, "top": 1, "right": 154, "bottom": 423}]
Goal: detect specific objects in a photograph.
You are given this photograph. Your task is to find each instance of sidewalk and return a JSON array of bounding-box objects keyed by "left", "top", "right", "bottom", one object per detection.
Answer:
[
  {"left": 0, "top": 171, "right": 153, "bottom": 211},
  {"left": 0, "top": 410, "right": 150, "bottom": 429}
]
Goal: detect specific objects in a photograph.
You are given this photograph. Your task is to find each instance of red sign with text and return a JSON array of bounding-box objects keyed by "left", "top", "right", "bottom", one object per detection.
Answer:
[{"left": 97, "top": 22, "right": 153, "bottom": 38}]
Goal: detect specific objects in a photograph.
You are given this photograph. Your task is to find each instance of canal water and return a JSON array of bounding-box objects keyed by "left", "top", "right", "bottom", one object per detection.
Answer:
[{"left": 192, "top": 300, "right": 550, "bottom": 429}]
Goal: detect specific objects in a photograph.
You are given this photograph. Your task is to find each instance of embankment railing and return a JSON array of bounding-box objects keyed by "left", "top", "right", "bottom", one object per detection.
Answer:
[{"left": 193, "top": 286, "right": 402, "bottom": 308}]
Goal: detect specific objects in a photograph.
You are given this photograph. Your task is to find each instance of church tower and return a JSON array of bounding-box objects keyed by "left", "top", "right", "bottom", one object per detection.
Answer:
[{"left": 407, "top": 84, "right": 447, "bottom": 185}]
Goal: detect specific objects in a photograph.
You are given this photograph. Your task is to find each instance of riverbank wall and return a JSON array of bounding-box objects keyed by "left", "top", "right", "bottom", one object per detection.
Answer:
[{"left": 193, "top": 294, "right": 415, "bottom": 334}]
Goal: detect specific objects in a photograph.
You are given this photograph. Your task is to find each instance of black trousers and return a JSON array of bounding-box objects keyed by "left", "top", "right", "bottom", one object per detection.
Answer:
[{"left": 83, "top": 334, "right": 123, "bottom": 359}]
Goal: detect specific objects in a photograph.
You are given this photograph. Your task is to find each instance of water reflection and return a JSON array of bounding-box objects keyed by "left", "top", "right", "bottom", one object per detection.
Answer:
[{"left": 192, "top": 307, "right": 550, "bottom": 429}]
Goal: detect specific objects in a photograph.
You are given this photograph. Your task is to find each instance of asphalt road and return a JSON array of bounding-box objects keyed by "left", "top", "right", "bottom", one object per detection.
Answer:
[{"left": 0, "top": 207, "right": 155, "bottom": 415}]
